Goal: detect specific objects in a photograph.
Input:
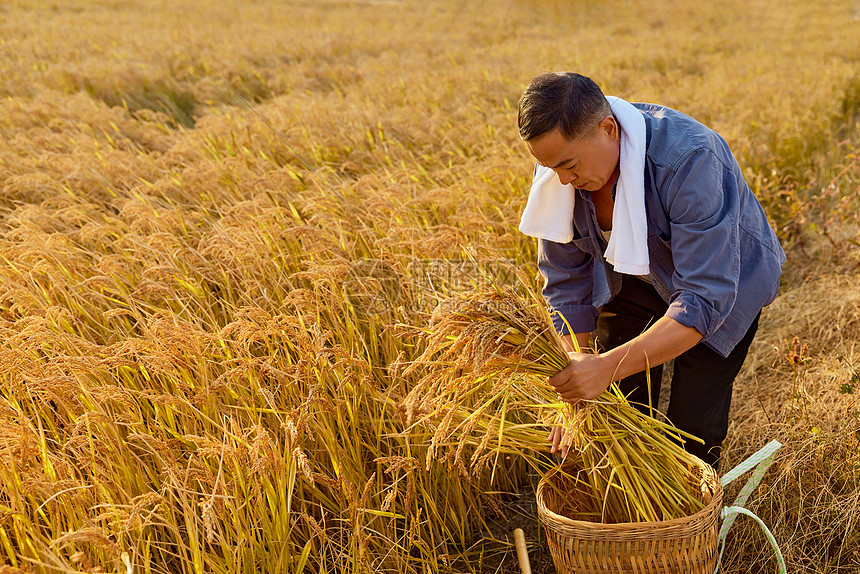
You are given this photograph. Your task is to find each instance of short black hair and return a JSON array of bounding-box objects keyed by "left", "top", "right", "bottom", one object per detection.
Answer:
[{"left": 517, "top": 72, "right": 612, "bottom": 142}]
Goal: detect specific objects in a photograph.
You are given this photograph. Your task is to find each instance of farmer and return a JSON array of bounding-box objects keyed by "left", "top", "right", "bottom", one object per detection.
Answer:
[{"left": 517, "top": 72, "right": 785, "bottom": 467}]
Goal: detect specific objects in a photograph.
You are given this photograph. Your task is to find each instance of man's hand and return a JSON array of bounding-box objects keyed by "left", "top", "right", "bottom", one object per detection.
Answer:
[
  {"left": 547, "top": 351, "right": 613, "bottom": 402},
  {"left": 550, "top": 317, "right": 703, "bottom": 403}
]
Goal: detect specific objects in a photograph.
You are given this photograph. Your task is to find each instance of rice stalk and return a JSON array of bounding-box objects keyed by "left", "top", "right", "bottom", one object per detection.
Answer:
[{"left": 412, "top": 280, "right": 707, "bottom": 524}]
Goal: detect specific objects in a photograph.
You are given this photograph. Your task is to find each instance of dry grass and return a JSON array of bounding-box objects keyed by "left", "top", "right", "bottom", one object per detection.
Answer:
[
  {"left": 0, "top": 0, "right": 858, "bottom": 572},
  {"left": 722, "top": 275, "right": 860, "bottom": 573}
]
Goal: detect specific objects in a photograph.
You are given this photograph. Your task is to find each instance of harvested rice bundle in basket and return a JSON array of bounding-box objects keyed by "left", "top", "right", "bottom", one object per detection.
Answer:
[{"left": 411, "top": 280, "right": 722, "bottom": 572}]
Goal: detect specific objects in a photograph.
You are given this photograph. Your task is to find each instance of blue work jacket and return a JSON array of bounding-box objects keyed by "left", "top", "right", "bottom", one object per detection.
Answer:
[{"left": 537, "top": 103, "right": 786, "bottom": 358}]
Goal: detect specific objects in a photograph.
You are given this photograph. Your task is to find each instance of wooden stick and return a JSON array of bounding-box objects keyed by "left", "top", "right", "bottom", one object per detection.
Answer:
[{"left": 513, "top": 528, "right": 531, "bottom": 574}]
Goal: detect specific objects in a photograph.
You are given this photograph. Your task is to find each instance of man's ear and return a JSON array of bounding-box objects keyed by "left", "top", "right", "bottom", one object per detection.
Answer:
[{"left": 600, "top": 116, "right": 619, "bottom": 141}]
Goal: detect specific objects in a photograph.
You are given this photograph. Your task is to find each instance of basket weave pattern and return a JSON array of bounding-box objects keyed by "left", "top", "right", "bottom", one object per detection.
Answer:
[{"left": 537, "top": 462, "right": 722, "bottom": 574}]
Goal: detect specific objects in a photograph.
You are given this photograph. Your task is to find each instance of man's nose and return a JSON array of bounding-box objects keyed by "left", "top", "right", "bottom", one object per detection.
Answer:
[{"left": 557, "top": 169, "right": 576, "bottom": 186}]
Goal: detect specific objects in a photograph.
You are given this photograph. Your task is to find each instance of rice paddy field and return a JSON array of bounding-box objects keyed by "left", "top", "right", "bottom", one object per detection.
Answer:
[{"left": 0, "top": 0, "right": 859, "bottom": 572}]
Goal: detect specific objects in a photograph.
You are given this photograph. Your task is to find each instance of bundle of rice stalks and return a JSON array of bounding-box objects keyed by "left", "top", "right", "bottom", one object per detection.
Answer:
[{"left": 411, "top": 280, "right": 708, "bottom": 524}]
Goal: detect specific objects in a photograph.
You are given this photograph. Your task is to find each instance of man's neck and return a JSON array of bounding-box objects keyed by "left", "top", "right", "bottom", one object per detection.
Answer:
[
  {"left": 592, "top": 165, "right": 619, "bottom": 231},
  {"left": 601, "top": 164, "right": 621, "bottom": 196}
]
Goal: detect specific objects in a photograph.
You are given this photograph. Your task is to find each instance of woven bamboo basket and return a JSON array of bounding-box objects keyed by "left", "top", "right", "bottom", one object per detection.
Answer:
[{"left": 536, "top": 460, "right": 722, "bottom": 574}]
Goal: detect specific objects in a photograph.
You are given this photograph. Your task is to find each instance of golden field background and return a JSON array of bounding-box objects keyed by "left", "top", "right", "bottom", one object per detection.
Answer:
[{"left": 0, "top": 0, "right": 859, "bottom": 572}]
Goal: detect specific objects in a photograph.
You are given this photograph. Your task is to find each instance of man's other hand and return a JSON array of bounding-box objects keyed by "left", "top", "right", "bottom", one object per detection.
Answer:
[{"left": 547, "top": 424, "right": 570, "bottom": 458}]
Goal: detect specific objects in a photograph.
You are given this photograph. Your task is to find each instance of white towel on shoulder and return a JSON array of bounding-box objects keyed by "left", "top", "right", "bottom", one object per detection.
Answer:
[{"left": 518, "top": 96, "right": 650, "bottom": 276}]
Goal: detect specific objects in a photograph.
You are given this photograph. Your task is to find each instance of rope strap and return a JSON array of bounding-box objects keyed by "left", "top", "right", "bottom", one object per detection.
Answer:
[{"left": 714, "top": 439, "right": 786, "bottom": 574}]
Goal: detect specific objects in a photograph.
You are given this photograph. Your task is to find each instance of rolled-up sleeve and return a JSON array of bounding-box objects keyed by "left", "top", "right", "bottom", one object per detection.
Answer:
[
  {"left": 663, "top": 148, "right": 741, "bottom": 339},
  {"left": 538, "top": 238, "right": 599, "bottom": 335}
]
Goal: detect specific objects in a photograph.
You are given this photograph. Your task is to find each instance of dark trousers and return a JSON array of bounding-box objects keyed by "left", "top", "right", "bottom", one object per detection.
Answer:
[{"left": 595, "top": 275, "right": 759, "bottom": 469}]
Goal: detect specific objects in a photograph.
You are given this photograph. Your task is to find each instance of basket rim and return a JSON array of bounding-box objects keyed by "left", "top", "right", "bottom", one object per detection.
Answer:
[{"left": 536, "top": 458, "right": 722, "bottom": 531}]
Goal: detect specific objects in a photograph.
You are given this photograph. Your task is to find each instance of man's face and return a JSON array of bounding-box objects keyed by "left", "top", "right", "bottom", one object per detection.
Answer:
[{"left": 525, "top": 117, "right": 620, "bottom": 192}]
